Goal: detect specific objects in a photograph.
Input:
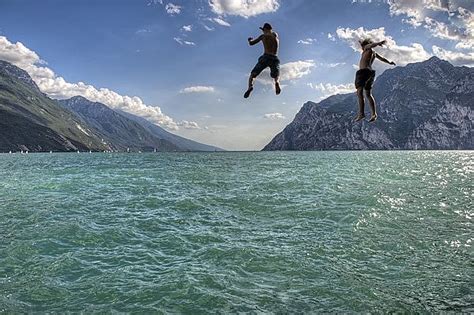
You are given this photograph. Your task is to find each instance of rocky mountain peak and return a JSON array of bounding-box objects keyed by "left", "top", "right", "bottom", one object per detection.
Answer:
[
  {"left": 0, "top": 60, "right": 41, "bottom": 93},
  {"left": 264, "top": 58, "right": 473, "bottom": 151}
]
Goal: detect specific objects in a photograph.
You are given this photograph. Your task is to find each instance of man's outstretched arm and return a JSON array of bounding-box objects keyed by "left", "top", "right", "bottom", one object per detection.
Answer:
[
  {"left": 364, "top": 40, "right": 387, "bottom": 50},
  {"left": 248, "top": 35, "right": 263, "bottom": 46},
  {"left": 375, "top": 53, "right": 396, "bottom": 65}
]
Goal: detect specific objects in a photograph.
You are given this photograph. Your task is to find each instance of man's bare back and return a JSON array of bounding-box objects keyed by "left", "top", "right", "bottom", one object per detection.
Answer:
[
  {"left": 260, "top": 32, "right": 279, "bottom": 56},
  {"left": 248, "top": 32, "right": 279, "bottom": 55}
]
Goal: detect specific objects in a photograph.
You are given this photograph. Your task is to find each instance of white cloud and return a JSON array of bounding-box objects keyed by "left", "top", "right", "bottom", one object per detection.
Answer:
[
  {"left": 203, "top": 24, "right": 215, "bottom": 31},
  {"left": 432, "top": 45, "right": 474, "bottom": 66},
  {"left": 257, "top": 60, "right": 316, "bottom": 85},
  {"left": 297, "top": 38, "right": 317, "bottom": 45},
  {"left": 181, "top": 25, "right": 192, "bottom": 32},
  {"left": 180, "top": 86, "right": 215, "bottom": 93},
  {"left": 308, "top": 82, "right": 354, "bottom": 99},
  {"left": 0, "top": 36, "right": 201, "bottom": 130},
  {"left": 263, "top": 112, "right": 285, "bottom": 120},
  {"left": 423, "top": 17, "right": 467, "bottom": 42},
  {"left": 335, "top": 27, "right": 431, "bottom": 66},
  {"left": 174, "top": 37, "right": 196, "bottom": 46},
  {"left": 165, "top": 3, "right": 181, "bottom": 15},
  {"left": 210, "top": 17, "right": 231, "bottom": 27},
  {"left": 136, "top": 28, "right": 151, "bottom": 35},
  {"left": 209, "top": 0, "right": 279, "bottom": 18},
  {"left": 178, "top": 120, "right": 201, "bottom": 129},
  {"left": 327, "top": 33, "right": 336, "bottom": 41},
  {"left": 327, "top": 62, "right": 346, "bottom": 68},
  {"left": 386, "top": 0, "right": 474, "bottom": 54},
  {"left": 280, "top": 61, "right": 316, "bottom": 81},
  {"left": 387, "top": 0, "right": 453, "bottom": 24},
  {"left": 147, "top": 0, "right": 163, "bottom": 5},
  {"left": 0, "top": 37, "right": 41, "bottom": 68}
]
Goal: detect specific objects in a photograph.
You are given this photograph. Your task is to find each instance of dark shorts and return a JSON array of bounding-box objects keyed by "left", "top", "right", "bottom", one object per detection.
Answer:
[
  {"left": 251, "top": 54, "right": 280, "bottom": 78},
  {"left": 355, "top": 68, "right": 376, "bottom": 90}
]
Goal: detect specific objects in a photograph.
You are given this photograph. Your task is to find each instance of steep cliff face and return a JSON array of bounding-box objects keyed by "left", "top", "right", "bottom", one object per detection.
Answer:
[
  {"left": 264, "top": 57, "right": 473, "bottom": 151},
  {"left": 405, "top": 72, "right": 473, "bottom": 149}
]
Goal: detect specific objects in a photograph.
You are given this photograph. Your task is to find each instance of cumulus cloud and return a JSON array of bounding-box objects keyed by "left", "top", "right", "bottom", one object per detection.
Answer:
[
  {"left": 209, "top": 0, "right": 280, "bottom": 18},
  {"left": 387, "top": 0, "right": 433, "bottom": 26},
  {"left": 178, "top": 120, "right": 201, "bottom": 129},
  {"left": 181, "top": 25, "right": 192, "bottom": 32},
  {"left": 423, "top": 16, "right": 469, "bottom": 42},
  {"left": 280, "top": 60, "right": 316, "bottom": 81},
  {"left": 180, "top": 86, "right": 215, "bottom": 93},
  {"left": 432, "top": 45, "right": 474, "bottom": 66},
  {"left": 335, "top": 27, "right": 431, "bottom": 66},
  {"left": 263, "top": 112, "right": 285, "bottom": 120},
  {"left": 210, "top": 17, "right": 231, "bottom": 27},
  {"left": 0, "top": 36, "right": 201, "bottom": 130},
  {"left": 147, "top": 0, "right": 163, "bottom": 5},
  {"left": 174, "top": 37, "right": 196, "bottom": 46},
  {"left": 258, "top": 60, "right": 316, "bottom": 85},
  {"left": 307, "top": 82, "right": 354, "bottom": 99},
  {"left": 387, "top": 0, "right": 473, "bottom": 53},
  {"left": 297, "top": 38, "right": 317, "bottom": 45},
  {"left": 165, "top": 3, "right": 181, "bottom": 15},
  {"left": 327, "top": 33, "right": 336, "bottom": 41}
]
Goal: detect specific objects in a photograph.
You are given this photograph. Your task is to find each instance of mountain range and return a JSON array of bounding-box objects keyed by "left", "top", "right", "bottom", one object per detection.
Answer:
[
  {"left": 0, "top": 60, "right": 222, "bottom": 152},
  {"left": 2, "top": 57, "right": 472, "bottom": 152},
  {"left": 264, "top": 57, "right": 473, "bottom": 150}
]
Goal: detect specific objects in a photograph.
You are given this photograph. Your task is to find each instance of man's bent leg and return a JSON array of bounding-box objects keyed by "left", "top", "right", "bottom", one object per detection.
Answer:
[
  {"left": 248, "top": 73, "right": 256, "bottom": 90},
  {"left": 274, "top": 77, "right": 281, "bottom": 95},
  {"left": 244, "top": 73, "right": 256, "bottom": 98}
]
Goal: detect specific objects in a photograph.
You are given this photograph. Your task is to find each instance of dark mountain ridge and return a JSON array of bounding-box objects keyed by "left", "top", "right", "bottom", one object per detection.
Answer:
[
  {"left": 0, "top": 60, "right": 110, "bottom": 152},
  {"left": 0, "top": 60, "right": 223, "bottom": 152},
  {"left": 264, "top": 57, "right": 473, "bottom": 151}
]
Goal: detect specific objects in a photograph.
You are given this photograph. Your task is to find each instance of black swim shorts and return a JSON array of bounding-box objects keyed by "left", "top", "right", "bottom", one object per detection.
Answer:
[
  {"left": 355, "top": 68, "right": 376, "bottom": 90},
  {"left": 251, "top": 54, "right": 280, "bottom": 78}
]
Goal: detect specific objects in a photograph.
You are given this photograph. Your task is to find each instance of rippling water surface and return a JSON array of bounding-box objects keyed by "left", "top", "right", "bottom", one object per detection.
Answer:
[{"left": 0, "top": 151, "right": 472, "bottom": 312}]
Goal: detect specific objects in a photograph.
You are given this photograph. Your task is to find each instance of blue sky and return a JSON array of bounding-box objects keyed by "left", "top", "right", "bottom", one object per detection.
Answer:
[{"left": 0, "top": 0, "right": 472, "bottom": 150}]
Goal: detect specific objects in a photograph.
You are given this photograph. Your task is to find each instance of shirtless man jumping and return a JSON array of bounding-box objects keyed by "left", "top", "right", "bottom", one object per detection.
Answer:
[
  {"left": 354, "top": 38, "right": 396, "bottom": 122},
  {"left": 244, "top": 23, "right": 281, "bottom": 98}
]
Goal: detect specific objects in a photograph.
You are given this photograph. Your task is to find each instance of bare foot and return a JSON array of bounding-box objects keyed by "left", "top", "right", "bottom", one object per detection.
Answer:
[
  {"left": 275, "top": 82, "right": 281, "bottom": 95},
  {"left": 244, "top": 87, "right": 253, "bottom": 98},
  {"left": 354, "top": 113, "right": 365, "bottom": 122},
  {"left": 369, "top": 114, "right": 378, "bottom": 122}
]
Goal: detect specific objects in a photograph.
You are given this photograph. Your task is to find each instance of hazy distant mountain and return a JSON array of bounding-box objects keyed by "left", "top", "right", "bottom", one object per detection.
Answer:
[
  {"left": 264, "top": 57, "right": 473, "bottom": 150},
  {"left": 61, "top": 96, "right": 223, "bottom": 152},
  {"left": 0, "top": 60, "right": 110, "bottom": 152},
  {"left": 119, "top": 111, "right": 224, "bottom": 152},
  {"left": 59, "top": 96, "right": 180, "bottom": 152}
]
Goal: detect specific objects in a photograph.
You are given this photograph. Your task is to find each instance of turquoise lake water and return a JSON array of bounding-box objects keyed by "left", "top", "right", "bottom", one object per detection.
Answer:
[{"left": 0, "top": 151, "right": 472, "bottom": 313}]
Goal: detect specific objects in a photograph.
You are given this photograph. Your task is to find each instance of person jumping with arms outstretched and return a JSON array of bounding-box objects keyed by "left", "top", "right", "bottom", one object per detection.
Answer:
[
  {"left": 244, "top": 23, "right": 281, "bottom": 98},
  {"left": 354, "top": 38, "right": 396, "bottom": 122}
]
